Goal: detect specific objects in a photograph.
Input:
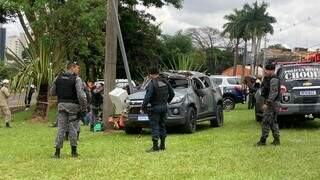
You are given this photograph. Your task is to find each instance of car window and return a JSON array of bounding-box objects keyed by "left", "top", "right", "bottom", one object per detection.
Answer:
[
  {"left": 212, "top": 78, "right": 222, "bottom": 85},
  {"left": 168, "top": 78, "right": 188, "bottom": 88},
  {"left": 199, "top": 77, "right": 211, "bottom": 88},
  {"left": 193, "top": 78, "right": 205, "bottom": 89},
  {"left": 140, "top": 77, "right": 188, "bottom": 90},
  {"left": 227, "top": 78, "right": 241, "bottom": 85}
]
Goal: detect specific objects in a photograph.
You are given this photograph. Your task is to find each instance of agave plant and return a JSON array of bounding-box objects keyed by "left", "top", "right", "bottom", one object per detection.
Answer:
[
  {"left": 8, "top": 41, "right": 65, "bottom": 121},
  {"left": 161, "top": 54, "right": 206, "bottom": 72}
]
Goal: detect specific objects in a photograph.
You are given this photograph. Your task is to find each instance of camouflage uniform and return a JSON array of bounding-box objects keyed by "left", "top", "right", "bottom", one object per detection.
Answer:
[
  {"left": 50, "top": 72, "right": 87, "bottom": 156},
  {"left": 261, "top": 77, "right": 280, "bottom": 140},
  {"left": 258, "top": 75, "right": 280, "bottom": 145}
]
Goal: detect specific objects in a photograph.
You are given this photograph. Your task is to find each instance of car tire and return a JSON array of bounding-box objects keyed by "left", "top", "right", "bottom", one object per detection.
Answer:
[
  {"left": 183, "top": 107, "right": 196, "bottom": 133},
  {"left": 222, "top": 96, "right": 235, "bottom": 110},
  {"left": 124, "top": 125, "right": 141, "bottom": 134},
  {"left": 211, "top": 104, "right": 224, "bottom": 127}
]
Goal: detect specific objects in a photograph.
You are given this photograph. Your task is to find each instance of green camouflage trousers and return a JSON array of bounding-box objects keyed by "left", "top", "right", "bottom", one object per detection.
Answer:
[{"left": 261, "top": 104, "right": 280, "bottom": 139}]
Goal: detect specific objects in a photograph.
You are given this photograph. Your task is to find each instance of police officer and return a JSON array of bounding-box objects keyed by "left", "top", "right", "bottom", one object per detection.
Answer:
[
  {"left": 256, "top": 62, "right": 280, "bottom": 146},
  {"left": 248, "top": 76, "right": 257, "bottom": 109},
  {"left": 141, "top": 66, "right": 175, "bottom": 152},
  {"left": 50, "top": 62, "right": 87, "bottom": 158}
]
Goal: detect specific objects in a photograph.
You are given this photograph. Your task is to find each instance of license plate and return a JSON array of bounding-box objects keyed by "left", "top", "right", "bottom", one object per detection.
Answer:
[
  {"left": 138, "top": 115, "right": 149, "bottom": 121},
  {"left": 300, "top": 91, "right": 316, "bottom": 96}
]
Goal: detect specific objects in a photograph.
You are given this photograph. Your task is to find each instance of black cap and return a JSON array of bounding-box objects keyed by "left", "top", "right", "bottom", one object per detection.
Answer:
[
  {"left": 265, "top": 61, "right": 275, "bottom": 70},
  {"left": 148, "top": 66, "right": 160, "bottom": 75},
  {"left": 67, "top": 61, "right": 79, "bottom": 69}
]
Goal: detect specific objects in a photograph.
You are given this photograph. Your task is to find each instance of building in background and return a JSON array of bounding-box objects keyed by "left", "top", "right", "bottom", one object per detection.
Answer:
[
  {"left": 0, "top": 24, "right": 6, "bottom": 61},
  {"left": 6, "top": 33, "right": 27, "bottom": 61}
]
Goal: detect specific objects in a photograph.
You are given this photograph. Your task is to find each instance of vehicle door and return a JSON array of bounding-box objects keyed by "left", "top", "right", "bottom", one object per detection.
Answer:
[
  {"left": 199, "top": 76, "right": 216, "bottom": 115},
  {"left": 192, "top": 77, "right": 210, "bottom": 117}
]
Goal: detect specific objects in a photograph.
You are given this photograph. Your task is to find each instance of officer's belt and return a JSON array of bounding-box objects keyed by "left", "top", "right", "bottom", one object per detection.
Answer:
[{"left": 58, "top": 99, "right": 79, "bottom": 104}]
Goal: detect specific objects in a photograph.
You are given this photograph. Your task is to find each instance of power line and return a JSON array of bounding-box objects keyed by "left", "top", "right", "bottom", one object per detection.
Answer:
[{"left": 274, "top": 15, "right": 313, "bottom": 34}]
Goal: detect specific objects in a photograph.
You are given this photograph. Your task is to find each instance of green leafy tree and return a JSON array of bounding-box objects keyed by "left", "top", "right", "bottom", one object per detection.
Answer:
[
  {"left": 8, "top": 41, "right": 65, "bottom": 121},
  {"left": 116, "top": 0, "right": 183, "bottom": 80},
  {"left": 0, "top": 62, "right": 16, "bottom": 80},
  {"left": 222, "top": 9, "right": 247, "bottom": 76},
  {"left": 160, "top": 31, "right": 194, "bottom": 65}
]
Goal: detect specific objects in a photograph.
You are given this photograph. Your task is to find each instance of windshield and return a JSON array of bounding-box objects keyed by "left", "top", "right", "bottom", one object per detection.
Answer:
[
  {"left": 279, "top": 65, "right": 320, "bottom": 90},
  {"left": 211, "top": 78, "right": 223, "bottom": 85},
  {"left": 140, "top": 78, "right": 188, "bottom": 90},
  {"left": 227, "top": 78, "right": 241, "bottom": 85}
]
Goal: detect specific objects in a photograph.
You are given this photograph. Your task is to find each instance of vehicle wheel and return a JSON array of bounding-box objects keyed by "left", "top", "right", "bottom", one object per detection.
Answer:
[
  {"left": 183, "top": 107, "right": 196, "bottom": 133},
  {"left": 124, "top": 125, "right": 141, "bottom": 134},
  {"left": 211, "top": 104, "right": 224, "bottom": 127},
  {"left": 222, "top": 97, "right": 235, "bottom": 110}
]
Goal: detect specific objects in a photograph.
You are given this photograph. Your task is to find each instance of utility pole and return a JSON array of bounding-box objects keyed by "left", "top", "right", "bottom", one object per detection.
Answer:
[
  {"left": 103, "top": 0, "right": 118, "bottom": 131},
  {"left": 111, "top": 0, "right": 134, "bottom": 93},
  {"left": 262, "top": 35, "right": 267, "bottom": 79}
]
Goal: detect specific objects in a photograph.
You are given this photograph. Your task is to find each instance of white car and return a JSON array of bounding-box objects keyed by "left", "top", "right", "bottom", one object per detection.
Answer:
[
  {"left": 95, "top": 79, "right": 136, "bottom": 88},
  {"left": 209, "top": 75, "right": 242, "bottom": 94},
  {"left": 209, "top": 75, "right": 246, "bottom": 110}
]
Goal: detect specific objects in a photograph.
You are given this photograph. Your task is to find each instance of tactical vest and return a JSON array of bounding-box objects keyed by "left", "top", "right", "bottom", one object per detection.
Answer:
[
  {"left": 151, "top": 78, "right": 169, "bottom": 106},
  {"left": 56, "top": 73, "right": 79, "bottom": 104},
  {"left": 261, "top": 75, "right": 280, "bottom": 101}
]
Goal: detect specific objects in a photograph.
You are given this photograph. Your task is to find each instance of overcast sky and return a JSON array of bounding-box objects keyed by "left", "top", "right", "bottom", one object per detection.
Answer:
[{"left": 4, "top": 0, "right": 320, "bottom": 50}]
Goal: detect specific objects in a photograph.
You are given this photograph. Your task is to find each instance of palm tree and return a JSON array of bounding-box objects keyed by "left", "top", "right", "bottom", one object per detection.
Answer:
[
  {"left": 8, "top": 41, "right": 65, "bottom": 121},
  {"left": 222, "top": 9, "right": 244, "bottom": 76},
  {"left": 242, "top": 1, "right": 276, "bottom": 76}
]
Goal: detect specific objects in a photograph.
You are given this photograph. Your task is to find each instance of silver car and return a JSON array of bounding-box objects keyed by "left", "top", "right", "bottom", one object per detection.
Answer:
[{"left": 125, "top": 71, "right": 224, "bottom": 134}]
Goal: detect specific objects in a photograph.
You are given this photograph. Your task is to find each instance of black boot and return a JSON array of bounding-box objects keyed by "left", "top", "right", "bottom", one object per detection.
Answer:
[
  {"left": 5, "top": 122, "right": 11, "bottom": 128},
  {"left": 256, "top": 137, "right": 266, "bottom": 146},
  {"left": 271, "top": 137, "right": 280, "bottom": 145},
  {"left": 160, "top": 137, "right": 166, "bottom": 150},
  {"left": 71, "top": 146, "right": 79, "bottom": 157},
  {"left": 146, "top": 140, "right": 159, "bottom": 153},
  {"left": 52, "top": 148, "right": 60, "bottom": 159}
]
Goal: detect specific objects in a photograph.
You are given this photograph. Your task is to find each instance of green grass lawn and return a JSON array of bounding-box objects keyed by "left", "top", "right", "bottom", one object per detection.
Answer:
[{"left": 0, "top": 104, "right": 320, "bottom": 179}]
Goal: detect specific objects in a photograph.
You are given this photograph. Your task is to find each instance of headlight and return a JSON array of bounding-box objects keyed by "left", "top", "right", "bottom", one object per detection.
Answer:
[
  {"left": 125, "top": 98, "right": 130, "bottom": 106},
  {"left": 170, "top": 96, "right": 184, "bottom": 104}
]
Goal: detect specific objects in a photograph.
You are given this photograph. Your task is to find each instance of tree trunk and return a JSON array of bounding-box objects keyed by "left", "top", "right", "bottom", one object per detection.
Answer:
[
  {"left": 233, "top": 39, "right": 239, "bottom": 76},
  {"left": 32, "top": 84, "right": 49, "bottom": 122},
  {"left": 92, "top": 65, "right": 97, "bottom": 82},
  {"left": 206, "top": 48, "right": 214, "bottom": 74},
  {"left": 103, "top": 0, "right": 118, "bottom": 133},
  {"left": 251, "top": 35, "right": 257, "bottom": 76},
  {"left": 241, "top": 40, "right": 247, "bottom": 81},
  {"left": 84, "top": 61, "right": 90, "bottom": 81},
  {"left": 255, "top": 37, "right": 262, "bottom": 76}
]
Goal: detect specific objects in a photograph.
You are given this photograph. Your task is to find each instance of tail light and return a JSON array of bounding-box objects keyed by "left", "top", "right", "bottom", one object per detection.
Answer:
[
  {"left": 280, "top": 85, "right": 287, "bottom": 93},
  {"left": 279, "top": 106, "right": 288, "bottom": 112}
]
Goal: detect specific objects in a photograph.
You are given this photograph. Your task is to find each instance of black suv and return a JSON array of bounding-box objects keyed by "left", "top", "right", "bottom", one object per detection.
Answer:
[{"left": 255, "top": 63, "right": 320, "bottom": 122}]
